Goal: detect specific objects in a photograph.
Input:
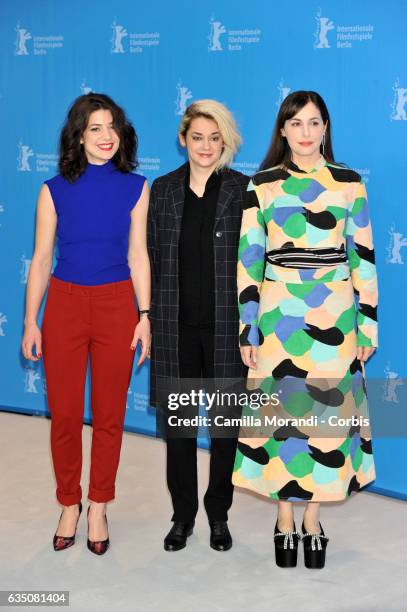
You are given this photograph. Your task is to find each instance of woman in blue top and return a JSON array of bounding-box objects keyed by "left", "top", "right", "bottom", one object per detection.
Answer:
[{"left": 21, "top": 93, "right": 151, "bottom": 555}]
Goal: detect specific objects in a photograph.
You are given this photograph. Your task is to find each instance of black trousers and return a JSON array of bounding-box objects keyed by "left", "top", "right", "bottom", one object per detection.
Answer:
[{"left": 166, "top": 324, "right": 237, "bottom": 523}]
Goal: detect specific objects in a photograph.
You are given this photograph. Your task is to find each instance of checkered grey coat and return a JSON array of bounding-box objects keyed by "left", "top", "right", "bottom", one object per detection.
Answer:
[{"left": 147, "top": 163, "right": 249, "bottom": 408}]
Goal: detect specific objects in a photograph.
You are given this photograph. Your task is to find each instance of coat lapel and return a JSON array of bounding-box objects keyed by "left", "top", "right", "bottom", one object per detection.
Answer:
[
  {"left": 214, "top": 172, "right": 238, "bottom": 229},
  {"left": 168, "top": 163, "right": 188, "bottom": 237},
  {"left": 170, "top": 184, "right": 185, "bottom": 236}
]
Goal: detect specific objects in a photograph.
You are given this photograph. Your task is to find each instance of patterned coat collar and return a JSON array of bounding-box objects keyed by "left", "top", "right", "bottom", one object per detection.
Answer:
[{"left": 286, "top": 155, "right": 327, "bottom": 174}]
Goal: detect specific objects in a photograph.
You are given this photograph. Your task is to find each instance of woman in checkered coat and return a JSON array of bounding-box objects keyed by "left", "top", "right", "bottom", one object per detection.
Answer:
[{"left": 147, "top": 100, "right": 248, "bottom": 552}]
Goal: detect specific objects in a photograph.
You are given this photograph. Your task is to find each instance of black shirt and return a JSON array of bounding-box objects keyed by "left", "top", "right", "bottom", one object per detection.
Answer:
[{"left": 178, "top": 166, "right": 221, "bottom": 327}]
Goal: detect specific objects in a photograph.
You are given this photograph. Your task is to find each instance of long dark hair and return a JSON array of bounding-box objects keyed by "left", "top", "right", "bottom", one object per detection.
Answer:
[
  {"left": 59, "top": 93, "right": 138, "bottom": 182},
  {"left": 260, "top": 91, "right": 335, "bottom": 170}
]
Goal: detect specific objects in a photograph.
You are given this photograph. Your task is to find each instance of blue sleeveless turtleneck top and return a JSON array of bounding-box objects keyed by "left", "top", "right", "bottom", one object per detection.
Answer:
[{"left": 44, "top": 160, "right": 145, "bottom": 285}]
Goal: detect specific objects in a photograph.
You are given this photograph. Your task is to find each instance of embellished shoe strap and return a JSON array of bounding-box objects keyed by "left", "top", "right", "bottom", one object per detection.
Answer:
[
  {"left": 302, "top": 531, "right": 329, "bottom": 551},
  {"left": 274, "top": 530, "right": 301, "bottom": 550}
]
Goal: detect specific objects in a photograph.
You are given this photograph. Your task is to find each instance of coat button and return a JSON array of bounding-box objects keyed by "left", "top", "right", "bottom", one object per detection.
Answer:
[{"left": 215, "top": 231, "right": 223, "bottom": 238}]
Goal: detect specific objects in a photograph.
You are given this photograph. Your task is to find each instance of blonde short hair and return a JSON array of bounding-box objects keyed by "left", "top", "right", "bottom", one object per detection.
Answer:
[{"left": 178, "top": 99, "right": 242, "bottom": 170}]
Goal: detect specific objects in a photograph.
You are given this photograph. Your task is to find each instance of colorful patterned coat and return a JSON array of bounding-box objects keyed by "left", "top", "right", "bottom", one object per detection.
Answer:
[{"left": 232, "top": 156, "right": 378, "bottom": 502}]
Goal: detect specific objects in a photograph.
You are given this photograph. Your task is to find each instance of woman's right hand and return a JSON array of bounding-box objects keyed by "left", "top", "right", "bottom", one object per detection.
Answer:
[
  {"left": 22, "top": 322, "right": 42, "bottom": 361},
  {"left": 240, "top": 345, "right": 257, "bottom": 369}
]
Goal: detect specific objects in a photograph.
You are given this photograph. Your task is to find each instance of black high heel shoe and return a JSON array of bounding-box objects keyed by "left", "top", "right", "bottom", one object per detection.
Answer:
[
  {"left": 87, "top": 506, "right": 110, "bottom": 556},
  {"left": 301, "top": 521, "right": 329, "bottom": 569},
  {"left": 274, "top": 521, "right": 301, "bottom": 567},
  {"left": 53, "top": 502, "right": 82, "bottom": 551}
]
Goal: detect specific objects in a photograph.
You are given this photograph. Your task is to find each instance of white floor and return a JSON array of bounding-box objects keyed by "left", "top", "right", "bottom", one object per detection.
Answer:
[{"left": 0, "top": 411, "right": 405, "bottom": 612}]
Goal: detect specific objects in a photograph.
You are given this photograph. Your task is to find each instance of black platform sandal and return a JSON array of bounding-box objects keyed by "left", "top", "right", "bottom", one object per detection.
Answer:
[
  {"left": 301, "top": 521, "right": 329, "bottom": 569},
  {"left": 274, "top": 521, "right": 301, "bottom": 567}
]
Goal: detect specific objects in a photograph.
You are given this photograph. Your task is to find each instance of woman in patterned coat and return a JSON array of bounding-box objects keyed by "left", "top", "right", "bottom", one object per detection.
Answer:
[{"left": 233, "top": 91, "right": 378, "bottom": 569}]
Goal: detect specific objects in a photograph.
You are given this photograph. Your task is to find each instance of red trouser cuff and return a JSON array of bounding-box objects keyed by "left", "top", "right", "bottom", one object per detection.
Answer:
[
  {"left": 88, "top": 486, "right": 115, "bottom": 503},
  {"left": 56, "top": 486, "right": 82, "bottom": 506}
]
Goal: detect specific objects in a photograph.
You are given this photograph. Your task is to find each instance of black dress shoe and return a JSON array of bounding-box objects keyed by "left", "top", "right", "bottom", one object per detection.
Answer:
[
  {"left": 301, "top": 521, "right": 329, "bottom": 569},
  {"left": 209, "top": 521, "right": 232, "bottom": 551},
  {"left": 274, "top": 521, "right": 301, "bottom": 567},
  {"left": 164, "top": 521, "right": 194, "bottom": 551},
  {"left": 53, "top": 502, "right": 82, "bottom": 551}
]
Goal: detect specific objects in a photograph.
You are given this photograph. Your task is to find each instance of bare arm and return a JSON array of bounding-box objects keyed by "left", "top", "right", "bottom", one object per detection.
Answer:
[
  {"left": 128, "top": 180, "right": 151, "bottom": 365},
  {"left": 22, "top": 184, "right": 57, "bottom": 360}
]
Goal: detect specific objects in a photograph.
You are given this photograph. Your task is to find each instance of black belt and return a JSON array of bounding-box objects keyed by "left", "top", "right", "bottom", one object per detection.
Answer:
[{"left": 266, "top": 247, "right": 347, "bottom": 269}]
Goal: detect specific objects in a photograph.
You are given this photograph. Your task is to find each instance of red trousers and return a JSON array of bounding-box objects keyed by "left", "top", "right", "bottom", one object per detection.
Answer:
[{"left": 42, "top": 276, "right": 138, "bottom": 505}]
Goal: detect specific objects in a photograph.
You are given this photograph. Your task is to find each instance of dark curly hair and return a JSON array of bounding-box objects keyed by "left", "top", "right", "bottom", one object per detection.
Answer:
[{"left": 59, "top": 93, "right": 138, "bottom": 182}]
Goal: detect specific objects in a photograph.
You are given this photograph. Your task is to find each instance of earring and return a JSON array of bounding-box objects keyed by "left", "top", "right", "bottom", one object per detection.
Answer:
[{"left": 322, "top": 133, "right": 326, "bottom": 156}]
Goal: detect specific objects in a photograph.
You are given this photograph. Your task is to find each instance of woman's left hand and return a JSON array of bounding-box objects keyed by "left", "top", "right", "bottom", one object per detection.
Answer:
[
  {"left": 130, "top": 317, "right": 151, "bottom": 366},
  {"left": 357, "top": 346, "right": 376, "bottom": 362}
]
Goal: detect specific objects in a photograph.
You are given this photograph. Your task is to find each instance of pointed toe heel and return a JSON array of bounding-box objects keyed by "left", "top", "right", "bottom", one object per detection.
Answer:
[
  {"left": 274, "top": 521, "right": 301, "bottom": 568},
  {"left": 53, "top": 502, "right": 82, "bottom": 551},
  {"left": 301, "top": 521, "right": 329, "bottom": 569},
  {"left": 87, "top": 506, "right": 110, "bottom": 556},
  {"left": 87, "top": 536, "right": 110, "bottom": 556}
]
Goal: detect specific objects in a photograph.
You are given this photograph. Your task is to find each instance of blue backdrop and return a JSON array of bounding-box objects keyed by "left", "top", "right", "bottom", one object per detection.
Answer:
[{"left": 1, "top": 0, "right": 406, "bottom": 500}]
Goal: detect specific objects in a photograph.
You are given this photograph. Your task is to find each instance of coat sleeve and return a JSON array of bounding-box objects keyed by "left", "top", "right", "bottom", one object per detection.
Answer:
[
  {"left": 237, "top": 178, "right": 266, "bottom": 347},
  {"left": 345, "top": 179, "right": 378, "bottom": 347},
  {"left": 147, "top": 180, "right": 160, "bottom": 316}
]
